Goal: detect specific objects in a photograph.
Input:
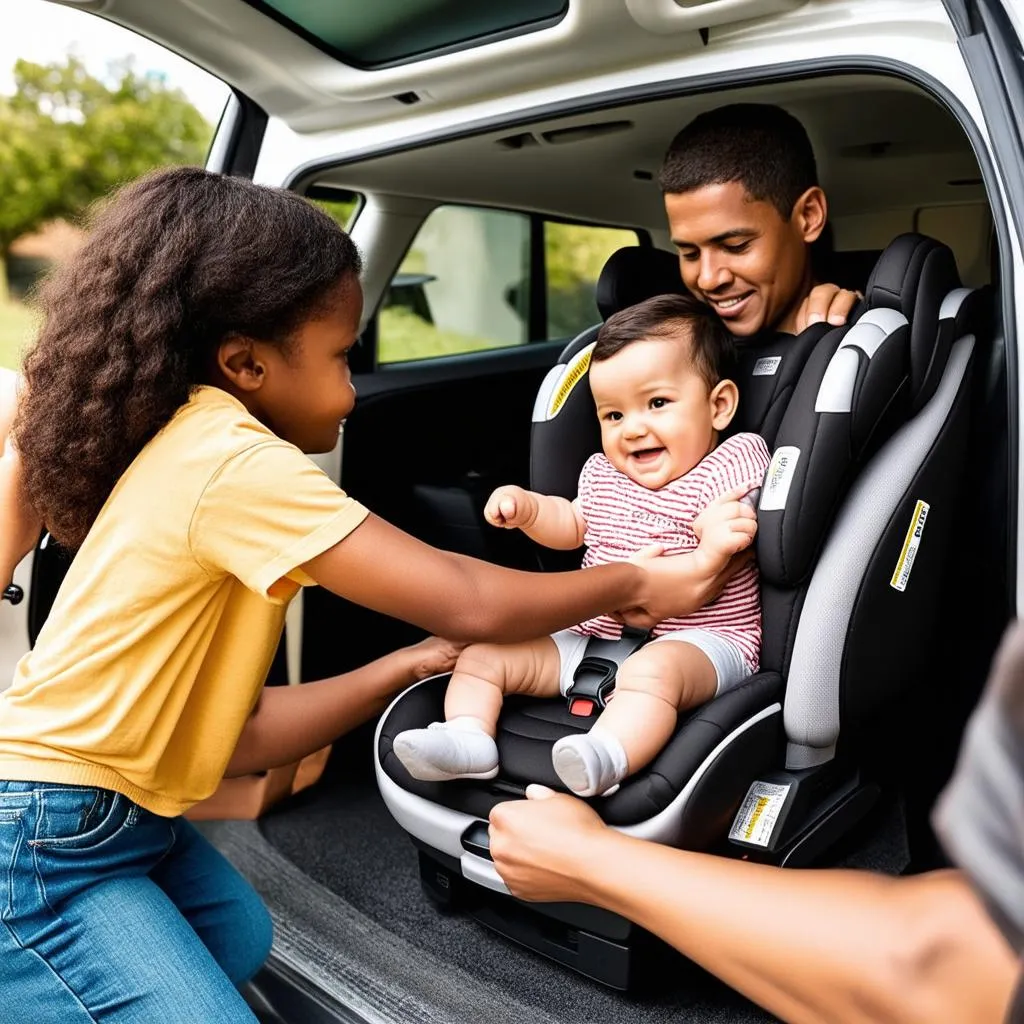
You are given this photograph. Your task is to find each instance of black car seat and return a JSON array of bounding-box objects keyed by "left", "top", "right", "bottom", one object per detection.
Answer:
[{"left": 375, "top": 234, "right": 987, "bottom": 988}]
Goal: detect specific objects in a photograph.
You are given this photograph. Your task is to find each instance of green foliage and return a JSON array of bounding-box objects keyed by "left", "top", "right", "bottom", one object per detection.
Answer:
[
  {"left": 378, "top": 306, "right": 508, "bottom": 364},
  {"left": 0, "top": 56, "right": 212, "bottom": 256},
  {"left": 0, "top": 300, "right": 38, "bottom": 370},
  {"left": 312, "top": 195, "right": 360, "bottom": 230}
]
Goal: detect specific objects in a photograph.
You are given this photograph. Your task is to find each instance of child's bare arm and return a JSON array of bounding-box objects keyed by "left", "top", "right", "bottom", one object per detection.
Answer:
[
  {"left": 226, "top": 636, "right": 464, "bottom": 775},
  {"left": 692, "top": 486, "right": 758, "bottom": 576},
  {"left": 484, "top": 484, "right": 586, "bottom": 550},
  {"left": 302, "top": 512, "right": 644, "bottom": 645}
]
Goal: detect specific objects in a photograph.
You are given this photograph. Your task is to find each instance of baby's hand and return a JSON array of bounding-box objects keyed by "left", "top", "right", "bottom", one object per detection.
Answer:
[
  {"left": 404, "top": 636, "right": 467, "bottom": 680},
  {"left": 484, "top": 485, "right": 538, "bottom": 530},
  {"left": 694, "top": 486, "right": 759, "bottom": 564}
]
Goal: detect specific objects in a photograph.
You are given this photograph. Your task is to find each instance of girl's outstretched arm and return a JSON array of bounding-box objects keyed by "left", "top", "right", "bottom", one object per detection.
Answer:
[
  {"left": 225, "top": 635, "right": 463, "bottom": 775},
  {"left": 488, "top": 788, "right": 1019, "bottom": 1024},
  {"left": 302, "top": 512, "right": 714, "bottom": 644}
]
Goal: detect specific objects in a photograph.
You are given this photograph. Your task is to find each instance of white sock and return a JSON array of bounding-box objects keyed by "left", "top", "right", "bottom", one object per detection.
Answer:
[
  {"left": 551, "top": 727, "right": 629, "bottom": 797},
  {"left": 393, "top": 716, "right": 499, "bottom": 782}
]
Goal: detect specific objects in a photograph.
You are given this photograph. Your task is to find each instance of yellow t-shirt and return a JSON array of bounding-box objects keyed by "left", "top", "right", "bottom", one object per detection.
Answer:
[{"left": 0, "top": 386, "right": 368, "bottom": 816}]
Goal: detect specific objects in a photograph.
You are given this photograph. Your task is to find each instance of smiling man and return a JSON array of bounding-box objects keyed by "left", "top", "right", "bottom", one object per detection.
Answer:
[{"left": 660, "top": 103, "right": 858, "bottom": 339}]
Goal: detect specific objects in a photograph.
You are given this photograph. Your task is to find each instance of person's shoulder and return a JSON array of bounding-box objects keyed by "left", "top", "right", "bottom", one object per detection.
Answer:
[
  {"left": 165, "top": 386, "right": 282, "bottom": 459},
  {"left": 579, "top": 452, "right": 616, "bottom": 483},
  {"left": 711, "top": 432, "right": 770, "bottom": 465}
]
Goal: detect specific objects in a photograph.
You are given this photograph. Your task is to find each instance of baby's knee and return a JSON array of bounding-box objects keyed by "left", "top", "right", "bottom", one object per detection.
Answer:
[
  {"left": 455, "top": 640, "right": 556, "bottom": 697},
  {"left": 616, "top": 644, "right": 705, "bottom": 709}
]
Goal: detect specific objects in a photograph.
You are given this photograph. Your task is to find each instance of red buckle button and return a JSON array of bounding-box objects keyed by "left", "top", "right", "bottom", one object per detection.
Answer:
[{"left": 569, "top": 698, "right": 595, "bottom": 717}]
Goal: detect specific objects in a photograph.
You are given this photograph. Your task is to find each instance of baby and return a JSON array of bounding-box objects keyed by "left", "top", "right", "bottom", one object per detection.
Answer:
[{"left": 394, "top": 293, "right": 770, "bottom": 797}]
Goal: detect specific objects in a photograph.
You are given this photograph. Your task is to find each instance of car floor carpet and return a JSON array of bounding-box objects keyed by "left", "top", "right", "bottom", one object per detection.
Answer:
[{"left": 207, "top": 732, "right": 908, "bottom": 1024}]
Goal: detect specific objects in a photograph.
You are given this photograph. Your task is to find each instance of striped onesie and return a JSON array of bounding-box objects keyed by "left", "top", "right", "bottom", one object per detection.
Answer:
[{"left": 569, "top": 431, "right": 771, "bottom": 677}]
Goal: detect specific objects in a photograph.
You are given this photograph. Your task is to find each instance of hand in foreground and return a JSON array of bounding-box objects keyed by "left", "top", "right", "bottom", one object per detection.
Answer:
[
  {"left": 489, "top": 785, "right": 608, "bottom": 903},
  {"left": 484, "top": 485, "right": 538, "bottom": 530},
  {"left": 403, "top": 636, "right": 466, "bottom": 680},
  {"left": 793, "top": 282, "right": 861, "bottom": 333},
  {"left": 693, "top": 486, "right": 759, "bottom": 566}
]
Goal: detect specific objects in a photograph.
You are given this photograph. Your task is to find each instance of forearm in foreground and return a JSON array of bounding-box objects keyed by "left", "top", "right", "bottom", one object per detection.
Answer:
[{"left": 581, "top": 834, "right": 1018, "bottom": 1024}]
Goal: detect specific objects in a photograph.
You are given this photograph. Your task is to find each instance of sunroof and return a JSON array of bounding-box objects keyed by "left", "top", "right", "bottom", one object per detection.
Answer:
[{"left": 246, "top": 0, "right": 570, "bottom": 70}]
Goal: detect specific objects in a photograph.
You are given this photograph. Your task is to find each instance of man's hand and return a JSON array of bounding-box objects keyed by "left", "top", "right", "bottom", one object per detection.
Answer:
[
  {"left": 693, "top": 488, "right": 758, "bottom": 568},
  {"left": 402, "top": 636, "right": 466, "bottom": 680},
  {"left": 489, "top": 785, "right": 610, "bottom": 903},
  {"left": 484, "top": 485, "right": 539, "bottom": 530},
  {"left": 794, "top": 282, "right": 861, "bottom": 333}
]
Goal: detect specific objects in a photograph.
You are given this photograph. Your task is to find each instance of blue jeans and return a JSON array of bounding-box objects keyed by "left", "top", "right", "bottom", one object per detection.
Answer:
[{"left": 0, "top": 780, "right": 272, "bottom": 1022}]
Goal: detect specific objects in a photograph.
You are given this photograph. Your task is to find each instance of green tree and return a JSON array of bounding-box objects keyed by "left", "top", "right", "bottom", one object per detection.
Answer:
[{"left": 0, "top": 55, "right": 212, "bottom": 302}]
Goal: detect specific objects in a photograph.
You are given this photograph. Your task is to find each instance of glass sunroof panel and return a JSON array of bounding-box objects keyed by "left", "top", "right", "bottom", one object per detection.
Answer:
[{"left": 247, "top": 0, "right": 569, "bottom": 69}]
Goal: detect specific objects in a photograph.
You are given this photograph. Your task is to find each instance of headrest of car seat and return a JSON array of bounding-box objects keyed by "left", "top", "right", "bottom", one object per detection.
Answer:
[
  {"left": 863, "top": 233, "right": 961, "bottom": 412},
  {"left": 757, "top": 233, "right": 965, "bottom": 587},
  {"left": 595, "top": 246, "right": 687, "bottom": 321},
  {"left": 821, "top": 248, "right": 884, "bottom": 294}
]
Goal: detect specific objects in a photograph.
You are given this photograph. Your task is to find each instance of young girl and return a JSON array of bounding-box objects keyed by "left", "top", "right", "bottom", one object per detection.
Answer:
[{"left": 0, "top": 167, "right": 735, "bottom": 1021}]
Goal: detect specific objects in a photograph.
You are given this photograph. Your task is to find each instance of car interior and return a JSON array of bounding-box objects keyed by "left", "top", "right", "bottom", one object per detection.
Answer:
[{"left": 24, "top": 62, "right": 1014, "bottom": 1024}]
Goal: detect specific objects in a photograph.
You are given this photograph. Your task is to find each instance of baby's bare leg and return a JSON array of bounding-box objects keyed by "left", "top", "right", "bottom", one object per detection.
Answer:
[
  {"left": 600, "top": 641, "right": 717, "bottom": 774},
  {"left": 393, "top": 637, "right": 561, "bottom": 782},
  {"left": 445, "top": 637, "right": 562, "bottom": 734},
  {"left": 551, "top": 641, "right": 716, "bottom": 797}
]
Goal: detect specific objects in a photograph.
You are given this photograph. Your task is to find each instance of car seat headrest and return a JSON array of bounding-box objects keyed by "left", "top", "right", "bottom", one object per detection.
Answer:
[
  {"left": 595, "top": 246, "right": 687, "bottom": 321},
  {"left": 863, "top": 233, "right": 961, "bottom": 411}
]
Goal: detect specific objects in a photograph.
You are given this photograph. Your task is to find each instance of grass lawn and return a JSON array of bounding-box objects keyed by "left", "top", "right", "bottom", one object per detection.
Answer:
[{"left": 0, "top": 301, "right": 37, "bottom": 370}]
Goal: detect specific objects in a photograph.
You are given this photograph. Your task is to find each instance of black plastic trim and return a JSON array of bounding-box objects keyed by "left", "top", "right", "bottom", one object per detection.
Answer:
[
  {"left": 208, "top": 90, "right": 268, "bottom": 179},
  {"left": 252, "top": 957, "right": 372, "bottom": 1024}
]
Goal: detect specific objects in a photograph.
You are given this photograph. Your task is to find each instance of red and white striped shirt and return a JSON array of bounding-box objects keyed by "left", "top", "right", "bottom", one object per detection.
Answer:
[{"left": 572, "top": 432, "right": 771, "bottom": 672}]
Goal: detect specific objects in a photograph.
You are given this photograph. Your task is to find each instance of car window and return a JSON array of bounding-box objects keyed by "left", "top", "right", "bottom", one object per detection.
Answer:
[
  {"left": 378, "top": 204, "right": 640, "bottom": 365},
  {"left": 1, "top": 1, "right": 231, "bottom": 372},
  {"left": 306, "top": 186, "right": 363, "bottom": 232},
  {"left": 545, "top": 221, "right": 640, "bottom": 338}
]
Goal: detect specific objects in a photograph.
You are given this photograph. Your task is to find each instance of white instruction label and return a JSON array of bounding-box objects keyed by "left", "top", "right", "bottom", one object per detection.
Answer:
[
  {"left": 759, "top": 446, "right": 800, "bottom": 511},
  {"left": 752, "top": 356, "right": 782, "bottom": 377},
  {"left": 729, "top": 781, "right": 792, "bottom": 847},
  {"left": 890, "top": 499, "right": 930, "bottom": 592}
]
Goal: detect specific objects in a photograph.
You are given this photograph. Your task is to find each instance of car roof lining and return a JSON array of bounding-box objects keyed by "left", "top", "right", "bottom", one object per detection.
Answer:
[{"left": 304, "top": 75, "right": 985, "bottom": 234}]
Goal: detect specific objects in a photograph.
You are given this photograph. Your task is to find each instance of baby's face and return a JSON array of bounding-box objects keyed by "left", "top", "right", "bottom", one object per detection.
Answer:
[{"left": 589, "top": 336, "right": 722, "bottom": 490}]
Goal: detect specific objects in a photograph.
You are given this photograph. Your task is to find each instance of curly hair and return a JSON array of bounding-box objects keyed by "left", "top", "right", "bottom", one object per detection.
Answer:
[{"left": 15, "top": 166, "right": 362, "bottom": 550}]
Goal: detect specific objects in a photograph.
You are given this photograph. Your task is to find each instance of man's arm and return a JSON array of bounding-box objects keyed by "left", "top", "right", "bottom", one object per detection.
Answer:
[{"left": 489, "top": 788, "right": 1019, "bottom": 1024}]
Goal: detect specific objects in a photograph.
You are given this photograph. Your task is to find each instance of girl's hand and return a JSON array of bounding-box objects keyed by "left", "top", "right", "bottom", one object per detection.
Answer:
[
  {"left": 618, "top": 545, "right": 754, "bottom": 629},
  {"left": 489, "top": 785, "right": 609, "bottom": 903},
  {"left": 484, "top": 485, "right": 539, "bottom": 530},
  {"left": 403, "top": 636, "right": 466, "bottom": 680}
]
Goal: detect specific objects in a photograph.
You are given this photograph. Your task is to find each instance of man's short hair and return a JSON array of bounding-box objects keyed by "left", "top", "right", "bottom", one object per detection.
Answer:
[
  {"left": 658, "top": 103, "right": 818, "bottom": 218},
  {"left": 593, "top": 293, "right": 736, "bottom": 388}
]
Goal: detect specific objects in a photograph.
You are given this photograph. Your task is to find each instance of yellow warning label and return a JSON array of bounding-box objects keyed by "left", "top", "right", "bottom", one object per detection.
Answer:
[
  {"left": 745, "top": 796, "right": 769, "bottom": 839},
  {"left": 548, "top": 345, "right": 593, "bottom": 418},
  {"left": 890, "top": 499, "right": 930, "bottom": 593},
  {"left": 728, "top": 781, "right": 790, "bottom": 847}
]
